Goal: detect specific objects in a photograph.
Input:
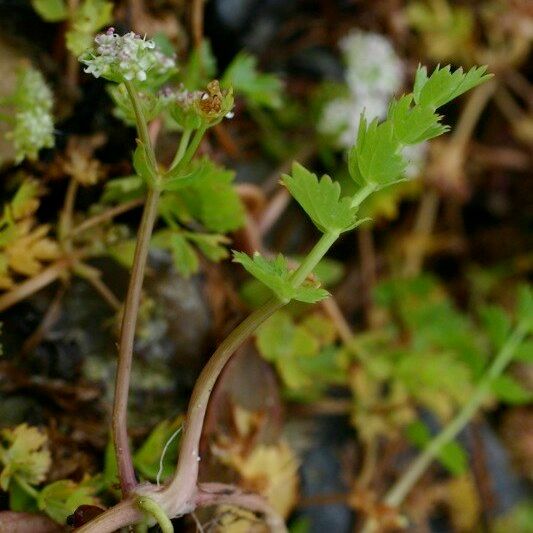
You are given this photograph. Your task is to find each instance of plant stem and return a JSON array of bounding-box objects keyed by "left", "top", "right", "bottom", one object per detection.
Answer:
[
  {"left": 112, "top": 80, "right": 164, "bottom": 496},
  {"left": 14, "top": 476, "right": 39, "bottom": 499},
  {"left": 361, "top": 321, "right": 529, "bottom": 533},
  {"left": 351, "top": 183, "right": 376, "bottom": 209},
  {"left": 160, "top": 230, "right": 341, "bottom": 513},
  {"left": 169, "top": 129, "right": 192, "bottom": 170},
  {"left": 173, "top": 126, "right": 207, "bottom": 174},
  {"left": 75, "top": 498, "right": 142, "bottom": 533},
  {"left": 59, "top": 178, "right": 78, "bottom": 249},
  {"left": 137, "top": 497, "right": 174, "bottom": 533},
  {"left": 161, "top": 297, "right": 284, "bottom": 509},
  {"left": 290, "top": 231, "right": 339, "bottom": 287},
  {"left": 113, "top": 187, "right": 160, "bottom": 496},
  {"left": 124, "top": 81, "right": 158, "bottom": 174}
]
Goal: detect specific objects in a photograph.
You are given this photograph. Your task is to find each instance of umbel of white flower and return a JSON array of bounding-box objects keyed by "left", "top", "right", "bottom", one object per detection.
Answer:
[
  {"left": 80, "top": 28, "right": 176, "bottom": 83},
  {"left": 319, "top": 30, "right": 404, "bottom": 147},
  {"left": 11, "top": 109, "right": 54, "bottom": 163},
  {"left": 340, "top": 30, "right": 403, "bottom": 97},
  {"left": 5, "top": 67, "right": 55, "bottom": 163},
  {"left": 319, "top": 30, "right": 427, "bottom": 178}
]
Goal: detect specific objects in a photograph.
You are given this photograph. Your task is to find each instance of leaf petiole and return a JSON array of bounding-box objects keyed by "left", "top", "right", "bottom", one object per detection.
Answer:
[{"left": 136, "top": 496, "right": 173, "bottom": 533}]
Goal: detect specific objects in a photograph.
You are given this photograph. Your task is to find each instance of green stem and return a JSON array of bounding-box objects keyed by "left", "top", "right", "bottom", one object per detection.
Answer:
[
  {"left": 350, "top": 183, "right": 376, "bottom": 209},
  {"left": 290, "top": 231, "right": 339, "bottom": 287},
  {"left": 384, "top": 321, "right": 529, "bottom": 508},
  {"left": 172, "top": 126, "right": 207, "bottom": 173},
  {"left": 124, "top": 81, "right": 158, "bottom": 175},
  {"left": 14, "top": 476, "right": 40, "bottom": 499},
  {"left": 169, "top": 129, "right": 192, "bottom": 170},
  {"left": 137, "top": 497, "right": 173, "bottom": 533}
]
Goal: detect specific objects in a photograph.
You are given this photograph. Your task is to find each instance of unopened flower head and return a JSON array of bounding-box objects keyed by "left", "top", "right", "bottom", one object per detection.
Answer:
[
  {"left": 340, "top": 30, "right": 404, "bottom": 97},
  {"left": 80, "top": 28, "right": 176, "bottom": 83},
  {"left": 165, "top": 80, "right": 234, "bottom": 129},
  {"left": 9, "top": 108, "right": 54, "bottom": 163}
]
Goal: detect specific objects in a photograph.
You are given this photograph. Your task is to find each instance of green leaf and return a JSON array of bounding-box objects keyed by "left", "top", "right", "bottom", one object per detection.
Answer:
[
  {"left": 257, "top": 311, "right": 318, "bottom": 362},
  {"left": 0, "top": 424, "right": 51, "bottom": 491},
  {"left": 185, "top": 232, "right": 230, "bottom": 262},
  {"left": 65, "top": 0, "right": 113, "bottom": 56},
  {"left": 306, "top": 257, "right": 344, "bottom": 287},
  {"left": 413, "top": 65, "right": 492, "bottom": 110},
  {"left": 152, "top": 230, "right": 199, "bottom": 278},
  {"left": 180, "top": 40, "right": 217, "bottom": 90},
  {"left": 133, "top": 142, "right": 156, "bottom": 185},
  {"left": 101, "top": 175, "right": 144, "bottom": 203},
  {"left": 163, "top": 159, "right": 211, "bottom": 190},
  {"left": 107, "top": 239, "right": 136, "bottom": 269},
  {"left": 38, "top": 479, "right": 98, "bottom": 524},
  {"left": 222, "top": 51, "right": 283, "bottom": 109},
  {"left": 517, "top": 284, "right": 533, "bottom": 333},
  {"left": 256, "top": 312, "right": 345, "bottom": 400},
  {"left": 233, "top": 251, "right": 329, "bottom": 304},
  {"left": 492, "top": 375, "right": 532, "bottom": 405},
  {"left": 348, "top": 116, "right": 407, "bottom": 187},
  {"left": 387, "top": 95, "right": 448, "bottom": 145},
  {"left": 514, "top": 340, "right": 533, "bottom": 363},
  {"left": 10, "top": 180, "right": 40, "bottom": 219},
  {"left": 405, "top": 421, "right": 467, "bottom": 475},
  {"left": 282, "top": 162, "right": 361, "bottom": 234},
  {"left": 102, "top": 440, "right": 118, "bottom": 491},
  {"left": 493, "top": 502, "right": 533, "bottom": 533},
  {"left": 480, "top": 305, "right": 511, "bottom": 351},
  {"left": 108, "top": 84, "right": 164, "bottom": 126},
  {"left": 395, "top": 350, "right": 473, "bottom": 419},
  {"left": 167, "top": 158, "right": 245, "bottom": 232},
  {"left": 9, "top": 479, "right": 38, "bottom": 512},
  {"left": 133, "top": 418, "right": 182, "bottom": 482},
  {"left": 31, "top": 0, "right": 68, "bottom": 21}
]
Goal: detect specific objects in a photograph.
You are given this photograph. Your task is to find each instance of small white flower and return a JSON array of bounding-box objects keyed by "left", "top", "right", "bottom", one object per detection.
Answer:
[
  {"left": 340, "top": 30, "right": 404, "bottom": 98},
  {"left": 10, "top": 108, "right": 54, "bottom": 163},
  {"left": 80, "top": 28, "right": 176, "bottom": 84},
  {"left": 319, "top": 95, "right": 388, "bottom": 149}
]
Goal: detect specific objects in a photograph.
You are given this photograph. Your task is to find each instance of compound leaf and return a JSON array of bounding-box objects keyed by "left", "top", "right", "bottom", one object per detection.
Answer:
[
  {"left": 233, "top": 251, "right": 329, "bottom": 304},
  {"left": 413, "top": 64, "right": 492, "bottom": 109},
  {"left": 282, "top": 162, "right": 360, "bottom": 234}
]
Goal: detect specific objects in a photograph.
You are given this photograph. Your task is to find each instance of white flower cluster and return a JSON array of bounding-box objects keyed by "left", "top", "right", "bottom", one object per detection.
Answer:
[
  {"left": 319, "top": 30, "right": 426, "bottom": 178},
  {"left": 81, "top": 28, "right": 176, "bottom": 83},
  {"left": 340, "top": 30, "right": 403, "bottom": 97},
  {"left": 6, "top": 67, "right": 55, "bottom": 163},
  {"left": 11, "top": 109, "right": 54, "bottom": 163}
]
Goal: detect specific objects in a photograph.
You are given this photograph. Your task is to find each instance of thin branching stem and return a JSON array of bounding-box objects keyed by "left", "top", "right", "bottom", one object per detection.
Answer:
[{"left": 361, "top": 321, "right": 529, "bottom": 532}]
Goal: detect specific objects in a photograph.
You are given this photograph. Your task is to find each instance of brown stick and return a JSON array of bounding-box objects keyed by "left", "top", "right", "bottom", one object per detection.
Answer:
[
  {"left": 68, "top": 198, "right": 144, "bottom": 238},
  {"left": 0, "top": 259, "right": 72, "bottom": 313},
  {"left": 191, "top": 0, "right": 205, "bottom": 49}
]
